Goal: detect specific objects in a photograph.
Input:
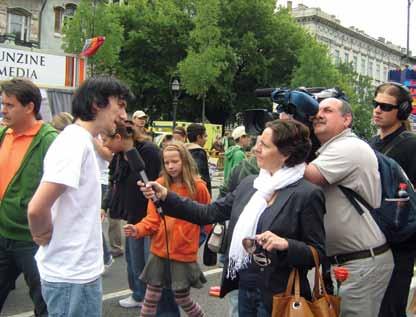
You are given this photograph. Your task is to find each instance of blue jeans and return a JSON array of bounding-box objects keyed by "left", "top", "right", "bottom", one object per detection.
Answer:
[
  {"left": 238, "top": 287, "right": 269, "bottom": 317},
  {"left": 126, "top": 236, "right": 149, "bottom": 301},
  {"left": 41, "top": 278, "right": 102, "bottom": 317},
  {"left": 0, "top": 236, "right": 47, "bottom": 316}
]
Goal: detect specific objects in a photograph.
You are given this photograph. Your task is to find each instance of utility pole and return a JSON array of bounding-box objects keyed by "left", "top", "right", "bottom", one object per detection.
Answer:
[{"left": 407, "top": 0, "right": 413, "bottom": 58}]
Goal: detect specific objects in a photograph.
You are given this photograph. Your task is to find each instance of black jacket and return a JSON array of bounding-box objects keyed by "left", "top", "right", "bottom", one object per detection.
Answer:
[
  {"left": 187, "top": 144, "right": 212, "bottom": 194},
  {"left": 105, "top": 141, "right": 161, "bottom": 224},
  {"left": 160, "top": 175, "right": 326, "bottom": 312}
]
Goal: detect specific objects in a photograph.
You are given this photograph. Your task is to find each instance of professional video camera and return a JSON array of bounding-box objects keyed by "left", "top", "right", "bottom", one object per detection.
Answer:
[{"left": 244, "top": 87, "right": 347, "bottom": 135}]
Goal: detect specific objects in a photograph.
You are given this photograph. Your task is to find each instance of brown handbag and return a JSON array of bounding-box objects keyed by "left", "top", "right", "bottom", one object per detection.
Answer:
[{"left": 271, "top": 246, "right": 341, "bottom": 317}]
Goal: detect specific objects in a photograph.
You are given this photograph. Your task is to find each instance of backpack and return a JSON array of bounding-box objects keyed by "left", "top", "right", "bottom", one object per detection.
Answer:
[{"left": 339, "top": 151, "right": 416, "bottom": 244}]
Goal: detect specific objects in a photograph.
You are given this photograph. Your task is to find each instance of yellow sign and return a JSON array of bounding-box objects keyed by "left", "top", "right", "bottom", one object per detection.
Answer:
[{"left": 152, "top": 121, "right": 222, "bottom": 150}]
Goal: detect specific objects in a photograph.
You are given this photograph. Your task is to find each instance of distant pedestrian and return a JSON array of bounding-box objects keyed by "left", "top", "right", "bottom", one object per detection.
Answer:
[
  {"left": 133, "top": 110, "right": 151, "bottom": 138},
  {"left": 186, "top": 123, "right": 212, "bottom": 194},
  {"left": 172, "top": 126, "right": 187, "bottom": 143},
  {"left": 223, "top": 126, "right": 250, "bottom": 183}
]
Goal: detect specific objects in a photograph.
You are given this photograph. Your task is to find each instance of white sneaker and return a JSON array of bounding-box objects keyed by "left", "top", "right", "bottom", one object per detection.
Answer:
[
  {"left": 119, "top": 295, "right": 142, "bottom": 308},
  {"left": 104, "top": 256, "right": 113, "bottom": 273}
]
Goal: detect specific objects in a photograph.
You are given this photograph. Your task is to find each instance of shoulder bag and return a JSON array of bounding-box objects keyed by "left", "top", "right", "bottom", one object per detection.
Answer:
[{"left": 272, "top": 246, "right": 341, "bottom": 317}]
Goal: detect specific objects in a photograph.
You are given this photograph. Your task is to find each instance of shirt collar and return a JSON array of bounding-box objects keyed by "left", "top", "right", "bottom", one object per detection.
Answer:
[
  {"left": 7, "top": 121, "right": 42, "bottom": 137},
  {"left": 316, "top": 128, "right": 355, "bottom": 156}
]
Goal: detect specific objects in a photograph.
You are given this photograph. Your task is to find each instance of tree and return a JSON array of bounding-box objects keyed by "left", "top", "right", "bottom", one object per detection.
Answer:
[
  {"left": 202, "top": 4, "right": 310, "bottom": 124},
  {"left": 290, "top": 39, "right": 341, "bottom": 88},
  {"left": 178, "top": 0, "right": 229, "bottom": 122},
  {"left": 62, "top": 0, "right": 124, "bottom": 75},
  {"left": 115, "top": 0, "right": 194, "bottom": 117}
]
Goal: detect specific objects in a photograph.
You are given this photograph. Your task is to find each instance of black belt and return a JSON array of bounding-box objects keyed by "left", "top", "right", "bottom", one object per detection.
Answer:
[{"left": 329, "top": 243, "right": 390, "bottom": 265}]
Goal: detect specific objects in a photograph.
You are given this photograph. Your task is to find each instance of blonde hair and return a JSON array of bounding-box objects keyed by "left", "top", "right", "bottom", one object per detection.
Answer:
[
  {"left": 161, "top": 141, "right": 199, "bottom": 197},
  {"left": 51, "top": 112, "right": 73, "bottom": 131}
]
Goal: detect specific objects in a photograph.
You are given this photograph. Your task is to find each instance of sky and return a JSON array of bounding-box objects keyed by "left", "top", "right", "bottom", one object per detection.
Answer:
[{"left": 277, "top": 0, "right": 416, "bottom": 56}]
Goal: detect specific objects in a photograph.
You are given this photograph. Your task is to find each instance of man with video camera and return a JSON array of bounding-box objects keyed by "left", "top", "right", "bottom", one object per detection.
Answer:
[{"left": 304, "top": 97, "right": 394, "bottom": 317}]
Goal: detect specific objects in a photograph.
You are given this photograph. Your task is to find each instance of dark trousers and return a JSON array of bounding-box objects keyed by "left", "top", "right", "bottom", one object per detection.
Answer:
[
  {"left": 379, "top": 247, "right": 415, "bottom": 317},
  {"left": 0, "top": 236, "right": 47, "bottom": 316}
]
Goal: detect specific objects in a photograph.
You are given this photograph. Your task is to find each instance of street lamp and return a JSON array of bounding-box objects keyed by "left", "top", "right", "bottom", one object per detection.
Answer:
[{"left": 170, "top": 78, "right": 180, "bottom": 130}]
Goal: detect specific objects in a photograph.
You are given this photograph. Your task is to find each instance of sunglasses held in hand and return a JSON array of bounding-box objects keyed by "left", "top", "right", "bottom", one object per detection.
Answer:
[{"left": 242, "top": 237, "right": 271, "bottom": 267}]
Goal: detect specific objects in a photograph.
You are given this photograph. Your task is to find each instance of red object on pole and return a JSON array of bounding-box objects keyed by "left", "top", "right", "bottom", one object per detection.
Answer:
[{"left": 80, "top": 36, "right": 106, "bottom": 57}]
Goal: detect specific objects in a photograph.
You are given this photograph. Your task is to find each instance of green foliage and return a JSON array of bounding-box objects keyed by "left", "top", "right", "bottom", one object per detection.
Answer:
[
  {"left": 114, "top": 0, "right": 194, "bottom": 118},
  {"left": 62, "top": 0, "right": 377, "bottom": 133},
  {"left": 178, "top": 0, "right": 229, "bottom": 121},
  {"left": 291, "top": 39, "right": 341, "bottom": 88},
  {"left": 62, "top": 0, "right": 124, "bottom": 75},
  {"left": 336, "top": 63, "right": 376, "bottom": 140}
]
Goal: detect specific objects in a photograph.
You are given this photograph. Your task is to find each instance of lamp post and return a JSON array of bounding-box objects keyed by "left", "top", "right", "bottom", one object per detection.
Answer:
[
  {"left": 407, "top": 0, "right": 414, "bottom": 58},
  {"left": 171, "top": 78, "right": 180, "bottom": 131}
]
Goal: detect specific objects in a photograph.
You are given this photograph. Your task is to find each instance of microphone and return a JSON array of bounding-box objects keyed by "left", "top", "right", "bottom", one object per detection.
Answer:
[{"left": 124, "top": 148, "right": 164, "bottom": 216}]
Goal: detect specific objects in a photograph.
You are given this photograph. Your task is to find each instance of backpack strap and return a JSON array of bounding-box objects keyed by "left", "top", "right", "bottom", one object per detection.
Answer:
[
  {"left": 382, "top": 131, "right": 414, "bottom": 156},
  {"left": 338, "top": 185, "right": 373, "bottom": 216}
]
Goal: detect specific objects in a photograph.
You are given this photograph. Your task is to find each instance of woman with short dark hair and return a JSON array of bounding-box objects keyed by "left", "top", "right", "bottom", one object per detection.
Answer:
[{"left": 139, "top": 119, "right": 326, "bottom": 316}]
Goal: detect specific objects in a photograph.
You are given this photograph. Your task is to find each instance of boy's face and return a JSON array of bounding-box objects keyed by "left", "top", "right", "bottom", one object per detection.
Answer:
[{"left": 96, "top": 96, "right": 127, "bottom": 136}]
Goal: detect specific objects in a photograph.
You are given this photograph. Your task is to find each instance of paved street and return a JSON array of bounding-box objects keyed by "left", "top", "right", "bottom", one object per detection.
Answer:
[
  {"left": 1, "top": 247, "right": 228, "bottom": 317},
  {"left": 1, "top": 170, "right": 228, "bottom": 317}
]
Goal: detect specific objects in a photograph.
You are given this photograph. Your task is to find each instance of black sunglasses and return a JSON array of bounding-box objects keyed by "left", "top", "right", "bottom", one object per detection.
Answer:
[{"left": 372, "top": 100, "right": 399, "bottom": 112}]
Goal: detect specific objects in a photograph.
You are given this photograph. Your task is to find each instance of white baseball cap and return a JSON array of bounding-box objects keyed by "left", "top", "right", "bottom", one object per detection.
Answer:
[
  {"left": 232, "top": 126, "right": 247, "bottom": 140},
  {"left": 133, "top": 110, "right": 147, "bottom": 119}
]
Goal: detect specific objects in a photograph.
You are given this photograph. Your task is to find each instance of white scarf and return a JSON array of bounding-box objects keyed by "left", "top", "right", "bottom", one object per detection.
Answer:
[{"left": 227, "top": 163, "right": 306, "bottom": 279}]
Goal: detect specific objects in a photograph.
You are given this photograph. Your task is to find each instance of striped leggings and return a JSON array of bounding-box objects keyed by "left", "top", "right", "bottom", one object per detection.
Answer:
[{"left": 140, "top": 284, "right": 204, "bottom": 317}]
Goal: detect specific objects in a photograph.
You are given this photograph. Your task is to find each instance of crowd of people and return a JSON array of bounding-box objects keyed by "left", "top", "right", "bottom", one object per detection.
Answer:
[{"left": 0, "top": 76, "right": 416, "bottom": 317}]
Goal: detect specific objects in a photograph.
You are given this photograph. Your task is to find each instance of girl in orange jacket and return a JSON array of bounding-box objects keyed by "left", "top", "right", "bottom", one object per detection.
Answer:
[{"left": 124, "top": 141, "right": 210, "bottom": 317}]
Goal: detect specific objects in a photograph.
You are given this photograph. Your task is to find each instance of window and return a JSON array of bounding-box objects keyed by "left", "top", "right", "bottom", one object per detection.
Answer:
[
  {"left": 334, "top": 49, "right": 340, "bottom": 65},
  {"left": 376, "top": 64, "right": 380, "bottom": 80},
  {"left": 54, "top": 7, "right": 64, "bottom": 33},
  {"left": 63, "top": 3, "right": 77, "bottom": 27},
  {"left": 344, "top": 52, "right": 349, "bottom": 63},
  {"left": 7, "top": 10, "right": 30, "bottom": 41},
  {"left": 353, "top": 56, "right": 358, "bottom": 71},
  {"left": 55, "top": 4, "right": 77, "bottom": 33},
  {"left": 361, "top": 58, "right": 366, "bottom": 75},
  {"left": 368, "top": 62, "right": 373, "bottom": 78}
]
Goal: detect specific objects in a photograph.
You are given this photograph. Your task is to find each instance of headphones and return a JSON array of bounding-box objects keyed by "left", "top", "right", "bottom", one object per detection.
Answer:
[{"left": 375, "top": 82, "right": 413, "bottom": 120}]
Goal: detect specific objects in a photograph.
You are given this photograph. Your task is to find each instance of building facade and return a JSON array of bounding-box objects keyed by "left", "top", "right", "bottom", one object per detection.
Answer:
[
  {"left": 290, "top": 3, "right": 416, "bottom": 85},
  {"left": 0, "top": 0, "right": 79, "bottom": 52}
]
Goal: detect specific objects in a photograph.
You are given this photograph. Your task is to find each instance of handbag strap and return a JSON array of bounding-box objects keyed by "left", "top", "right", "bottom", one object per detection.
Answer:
[
  {"left": 285, "top": 268, "right": 297, "bottom": 296},
  {"left": 284, "top": 268, "right": 302, "bottom": 300},
  {"left": 294, "top": 269, "right": 301, "bottom": 298},
  {"left": 309, "top": 246, "right": 330, "bottom": 299}
]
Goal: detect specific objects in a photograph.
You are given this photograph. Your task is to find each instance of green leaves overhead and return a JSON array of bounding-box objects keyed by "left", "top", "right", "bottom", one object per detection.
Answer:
[{"left": 62, "top": 0, "right": 377, "bottom": 132}]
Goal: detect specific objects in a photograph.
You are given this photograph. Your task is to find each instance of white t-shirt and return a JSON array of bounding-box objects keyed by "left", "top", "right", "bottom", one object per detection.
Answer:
[
  {"left": 35, "top": 124, "right": 103, "bottom": 283},
  {"left": 95, "top": 135, "right": 110, "bottom": 185}
]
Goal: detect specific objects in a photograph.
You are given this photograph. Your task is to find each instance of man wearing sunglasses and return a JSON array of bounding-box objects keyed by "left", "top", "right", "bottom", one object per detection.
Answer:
[{"left": 369, "top": 82, "right": 416, "bottom": 317}]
